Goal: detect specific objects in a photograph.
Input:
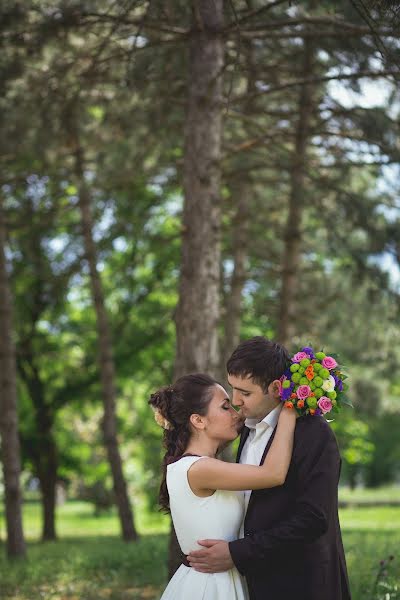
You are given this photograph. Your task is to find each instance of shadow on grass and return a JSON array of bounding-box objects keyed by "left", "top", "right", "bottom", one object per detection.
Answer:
[
  {"left": 0, "top": 533, "right": 168, "bottom": 600},
  {"left": 1, "top": 528, "right": 399, "bottom": 600}
]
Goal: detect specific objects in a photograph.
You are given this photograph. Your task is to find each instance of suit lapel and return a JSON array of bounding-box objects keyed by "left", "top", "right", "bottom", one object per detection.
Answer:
[
  {"left": 236, "top": 426, "right": 250, "bottom": 463},
  {"left": 259, "top": 427, "right": 277, "bottom": 466}
]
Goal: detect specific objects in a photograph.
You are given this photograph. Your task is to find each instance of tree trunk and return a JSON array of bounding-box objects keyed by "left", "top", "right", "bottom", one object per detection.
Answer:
[
  {"left": 0, "top": 198, "right": 26, "bottom": 558},
  {"left": 221, "top": 35, "right": 255, "bottom": 378},
  {"left": 170, "top": 0, "right": 225, "bottom": 578},
  {"left": 18, "top": 355, "right": 58, "bottom": 541},
  {"left": 36, "top": 437, "right": 58, "bottom": 541},
  {"left": 277, "top": 37, "right": 315, "bottom": 345},
  {"left": 223, "top": 185, "right": 249, "bottom": 375},
  {"left": 74, "top": 145, "right": 138, "bottom": 542},
  {"left": 34, "top": 402, "right": 58, "bottom": 541}
]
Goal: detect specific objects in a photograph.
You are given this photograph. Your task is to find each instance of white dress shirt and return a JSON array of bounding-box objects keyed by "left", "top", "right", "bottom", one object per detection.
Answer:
[{"left": 239, "top": 404, "right": 282, "bottom": 537}]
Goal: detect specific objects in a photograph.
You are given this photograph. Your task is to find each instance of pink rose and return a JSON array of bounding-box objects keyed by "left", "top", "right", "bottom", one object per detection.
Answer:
[
  {"left": 318, "top": 396, "right": 333, "bottom": 414},
  {"left": 297, "top": 385, "right": 311, "bottom": 400},
  {"left": 322, "top": 356, "right": 338, "bottom": 370},
  {"left": 292, "top": 352, "right": 308, "bottom": 363}
]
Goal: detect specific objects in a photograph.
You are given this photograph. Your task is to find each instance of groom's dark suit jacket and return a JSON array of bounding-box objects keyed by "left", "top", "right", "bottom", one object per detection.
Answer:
[{"left": 229, "top": 416, "right": 351, "bottom": 600}]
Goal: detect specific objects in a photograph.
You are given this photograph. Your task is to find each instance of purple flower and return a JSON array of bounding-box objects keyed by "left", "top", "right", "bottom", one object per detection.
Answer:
[
  {"left": 281, "top": 382, "right": 294, "bottom": 401},
  {"left": 302, "top": 346, "right": 315, "bottom": 359},
  {"left": 314, "top": 408, "right": 323, "bottom": 416},
  {"left": 333, "top": 374, "right": 343, "bottom": 392}
]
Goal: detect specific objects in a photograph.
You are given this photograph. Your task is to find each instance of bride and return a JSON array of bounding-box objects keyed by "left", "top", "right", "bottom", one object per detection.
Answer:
[{"left": 149, "top": 373, "right": 296, "bottom": 600}]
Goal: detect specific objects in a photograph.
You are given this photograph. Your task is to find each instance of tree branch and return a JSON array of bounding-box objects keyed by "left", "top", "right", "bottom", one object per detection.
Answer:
[{"left": 232, "top": 69, "right": 399, "bottom": 103}]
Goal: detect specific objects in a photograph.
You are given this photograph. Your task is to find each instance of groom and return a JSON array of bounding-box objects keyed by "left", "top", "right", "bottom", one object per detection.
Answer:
[{"left": 188, "top": 336, "right": 351, "bottom": 600}]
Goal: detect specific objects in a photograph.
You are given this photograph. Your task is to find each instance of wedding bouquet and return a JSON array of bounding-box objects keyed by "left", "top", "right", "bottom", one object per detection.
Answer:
[{"left": 279, "top": 346, "right": 350, "bottom": 418}]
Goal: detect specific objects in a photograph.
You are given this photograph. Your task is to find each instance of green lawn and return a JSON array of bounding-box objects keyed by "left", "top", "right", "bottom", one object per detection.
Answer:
[
  {"left": 339, "top": 485, "right": 400, "bottom": 505},
  {"left": 0, "top": 500, "right": 399, "bottom": 599}
]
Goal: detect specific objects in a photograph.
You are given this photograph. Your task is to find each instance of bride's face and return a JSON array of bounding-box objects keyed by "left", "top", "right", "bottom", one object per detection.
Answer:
[{"left": 202, "top": 384, "right": 241, "bottom": 443}]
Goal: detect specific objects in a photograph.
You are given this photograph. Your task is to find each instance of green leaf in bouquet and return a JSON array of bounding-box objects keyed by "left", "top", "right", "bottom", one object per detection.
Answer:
[{"left": 339, "top": 394, "right": 353, "bottom": 408}]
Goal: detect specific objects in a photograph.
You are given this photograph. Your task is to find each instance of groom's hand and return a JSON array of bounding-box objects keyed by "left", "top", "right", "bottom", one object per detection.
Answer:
[{"left": 187, "top": 539, "right": 234, "bottom": 573}]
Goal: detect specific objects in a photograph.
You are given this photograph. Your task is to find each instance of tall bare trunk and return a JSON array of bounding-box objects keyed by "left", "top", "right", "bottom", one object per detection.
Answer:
[
  {"left": 277, "top": 37, "right": 315, "bottom": 345},
  {"left": 223, "top": 184, "right": 249, "bottom": 373},
  {"left": 170, "top": 0, "right": 224, "bottom": 577},
  {"left": 0, "top": 198, "right": 26, "bottom": 558},
  {"left": 18, "top": 351, "right": 58, "bottom": 541},
  {"left": 221, "top": 35, "right": 255, "bottom": 375},
  {"left": 73, "top": 145, "right": 138, "bottom": 542}
]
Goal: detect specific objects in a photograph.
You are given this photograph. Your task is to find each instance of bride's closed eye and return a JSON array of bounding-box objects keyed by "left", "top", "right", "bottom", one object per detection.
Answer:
[{"left": 221, "top": 401, "right": 234, "bottom": 410}]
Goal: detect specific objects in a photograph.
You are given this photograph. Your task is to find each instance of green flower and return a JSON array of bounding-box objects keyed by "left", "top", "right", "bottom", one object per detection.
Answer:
[
  {"left": 306, "top": 397, "right": 317, "bottom": 408},
  {"left": 310, "top": 382, "right": 316, "bottom": 390},
  {"left": 300, "top": 377, "right": 309, "bottom": 385},
  {"left": 313, "top": 376, "right": 323, "bottom": 387},
  {"left": 300, "top": 358, "right": 311, "bottom": 368},
  {"left": 282, "top": 379, "right": 291, "bottom": 389},
  {"left": 320, "top": 368, "right": 330, "bottom": 379},
  {"left": 327, "top": 390, "right": 337, "bottom": 400},
  {"left": 290, "top": 363, "right": 300, "bottom": 373},
  {"left": 291, "top": 373, "right": 301, "bottom": 384},
  {"left": 315, "top": 352, "right": 326, "bottom": 360},
  {"left": 298, "top": 366, "right": 305, "bottom": 374},
  {"left": 314, "top": 387, "right": 324, "bottom": 399},
  {"left": 313, "top": 363, "right": 322, "bottom": 372}
]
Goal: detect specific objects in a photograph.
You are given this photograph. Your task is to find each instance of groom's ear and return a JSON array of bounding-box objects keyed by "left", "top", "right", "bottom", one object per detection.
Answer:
[{"left": 268, "top": 380, "right": 281, "bottom": 400}]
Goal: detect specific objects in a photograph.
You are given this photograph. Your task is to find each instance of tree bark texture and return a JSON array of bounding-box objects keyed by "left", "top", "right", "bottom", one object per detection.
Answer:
[
  {"left": 277, "top": 36, "right": 315, "bottom": 346},
  {"left": 223, "top": 184, "right": 249, "bottom": 376},
  {"left": 170, "top": 0, "right": 225, "bottom": 578},
  {"left": 74, "top": 146, "right": 138, "bottom": 542},
  {"left": 174, "top": 0, "right": 224, "bottom": 379},
  {"left": 0, "top": 198, "right": 26, "bottom": 557}
]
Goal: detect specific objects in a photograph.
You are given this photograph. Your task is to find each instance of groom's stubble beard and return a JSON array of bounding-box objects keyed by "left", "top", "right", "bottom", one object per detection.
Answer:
[{"left": 251, "top": 391, "right": 280, "bottom": 422}]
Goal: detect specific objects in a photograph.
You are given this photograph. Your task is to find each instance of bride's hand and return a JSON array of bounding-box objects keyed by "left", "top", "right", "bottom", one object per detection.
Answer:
[{"left": 280, "top": 404, "right": 298, "bottom": 420}]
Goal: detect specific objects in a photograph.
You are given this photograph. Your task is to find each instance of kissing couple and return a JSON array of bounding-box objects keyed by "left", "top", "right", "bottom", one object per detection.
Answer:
[{"left": 150, "top": 336, "right": 351, "bottom": 600}]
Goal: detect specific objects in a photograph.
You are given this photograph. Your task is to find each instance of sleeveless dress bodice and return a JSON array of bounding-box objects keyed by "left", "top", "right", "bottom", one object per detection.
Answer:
[{"left": 159, "top": 455, "right": 249, "bottom": 600}]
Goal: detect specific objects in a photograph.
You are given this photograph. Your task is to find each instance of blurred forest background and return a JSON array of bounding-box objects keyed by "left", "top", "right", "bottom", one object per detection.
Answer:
[{"left": 0, "top": 1, "right": 400, "bottom": 599}]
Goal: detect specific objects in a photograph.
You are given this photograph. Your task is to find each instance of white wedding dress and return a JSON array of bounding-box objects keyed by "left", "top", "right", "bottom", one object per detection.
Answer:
[{"left": 160, "top": 455, "right": 249, "bottom": 600}]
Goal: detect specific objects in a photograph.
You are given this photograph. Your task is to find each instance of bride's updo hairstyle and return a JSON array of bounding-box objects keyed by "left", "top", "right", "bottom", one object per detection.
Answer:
[{"left": 149, "top": 373, "right": 216, "bottom": 512}]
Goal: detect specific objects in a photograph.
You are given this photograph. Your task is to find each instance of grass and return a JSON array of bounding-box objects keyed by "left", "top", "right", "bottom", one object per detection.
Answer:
[
  {"left": 18, "top": 500, "right": 170, "bottom": 539},
  {"left": 341, "top": 506, "right": 400, "bottom": 600},
  {"left": 0, "top": 498, "right": 399, "bottom": 600},
  {"left": 339, "top": 485, "right": 400, "bottom": 505}
]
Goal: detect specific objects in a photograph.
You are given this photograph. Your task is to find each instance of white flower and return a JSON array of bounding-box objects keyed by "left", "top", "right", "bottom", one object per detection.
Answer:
[
  {"left": 322, "top": 375, "right": 335, "bottom": 393},
  {"left": 153, "top": 408, "right": 173, "bottom": 430}
]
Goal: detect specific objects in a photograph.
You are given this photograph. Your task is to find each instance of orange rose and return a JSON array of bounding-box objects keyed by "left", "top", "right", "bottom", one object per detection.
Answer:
[
  {"left": 291, "top": 393, "right": 297, "bottom": 399},
  {"left": 305, "top": 366, "right": 314, "bottom": 380},
  {"left": 309, "top": 408, "right": 316, "bottom": 415},
  {"left": 284, "top": 401, "right": 294, "bottom": 409},
  {"left": 297, "top": 400, "right": 305, "bottom": 409}
]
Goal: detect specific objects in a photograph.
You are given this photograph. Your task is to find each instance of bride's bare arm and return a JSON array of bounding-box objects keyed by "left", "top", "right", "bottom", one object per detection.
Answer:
[{"left": 188, "top": 406, "right": 297, "bottom": 492}]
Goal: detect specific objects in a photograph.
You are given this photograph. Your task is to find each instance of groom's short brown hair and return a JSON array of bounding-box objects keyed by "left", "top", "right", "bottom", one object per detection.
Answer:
[{"left": 227, "top": 336, "right": 290, "bottom": 392}]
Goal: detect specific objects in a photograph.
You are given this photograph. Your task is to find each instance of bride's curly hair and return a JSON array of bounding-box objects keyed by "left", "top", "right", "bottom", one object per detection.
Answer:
[{"left": 149, "top": 373, "right": 216, "bottom": 513}]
